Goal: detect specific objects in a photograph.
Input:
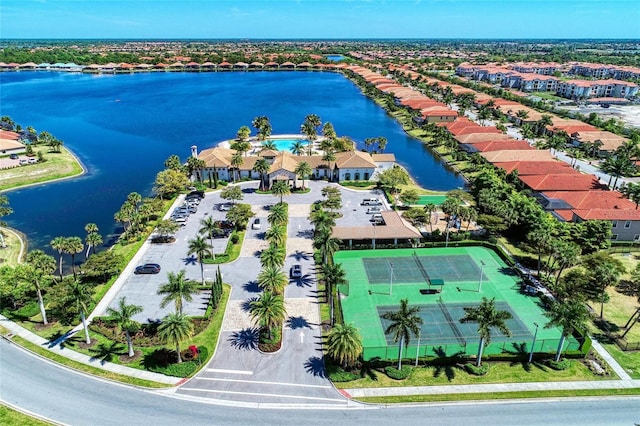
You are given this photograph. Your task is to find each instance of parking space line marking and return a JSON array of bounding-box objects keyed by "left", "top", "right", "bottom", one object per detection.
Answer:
[
  {"left": 206, "top": 368, "right": 253, "bottom": 375},
  {"left": 193, "top": 377, "right": 332, "bottom": 388},
  {"left": 178, "top": 388, "right": 344, "bottom": 402}
]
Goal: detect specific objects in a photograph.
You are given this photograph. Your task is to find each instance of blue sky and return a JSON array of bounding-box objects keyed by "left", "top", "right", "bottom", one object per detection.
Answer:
[{"left": 1, "top": 0, "right": 638, "bottom": 39}]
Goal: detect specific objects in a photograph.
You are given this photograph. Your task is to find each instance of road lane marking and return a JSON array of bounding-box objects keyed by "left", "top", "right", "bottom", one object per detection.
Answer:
[
  {"left": 178, "top": 388, "right": 344, "bottom": 402},
  {"left": 206, "top": 368, "right": 253, "bottom": 375},
  {"left": 192, "top": 377, "right": 332, "bottom": 388}
]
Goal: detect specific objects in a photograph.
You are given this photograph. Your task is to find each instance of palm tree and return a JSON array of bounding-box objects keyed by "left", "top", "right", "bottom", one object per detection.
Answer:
[
  {"left": 236, "top": 125, "right": 251, "bottom": 142},
  {"left": 26, "top": 249, "right": 56, "bottom": 324},
  {"left": 64, "top": 279, "right": 94, "bottom": 344},
  {"left": 187, "top": 236, "right": 211, "bottom": 286},
  {"left": 381, "top": 298, "right": 424, "bottom": 369},
  {"left": 326, "top": 323, "right": 363, "bottom": 368},
  {"left": 198, "top": 216, "right": 219, "bottom": 260},
  {"left": 231, "top": 152, "right": 244, "bottom": 182},
  {"left": 313, "top": 228, "right": 340, "bottom": 265},
  {"left": 63, "top": 237, "right": 84, "bottom": 279},
  {"left": 260, "top": 244, "right": 286, "bottom": 269},
  {"left": 157, "top": 270, "right": 199, "bottom": 314},
  {"left": 264, "top": 225, "right": 286, "bottom": 246},
  {"left": 271, "top": 180, "right": 290, "bottom": 204},
  {"left": 253, "top": 157, "right": 271, "bottom": 191},
  {"left": 309, "top": 208, "right": 336, "bottom": 235},
  {"left": 249, "top": 291, "right": 286, "bottom": 340},
  {"left": 252, "top": 116, "right": 272, "bottom": 142},
  {"left": 545, "top": 298, "right": 589, "bottom": 362},
  {"left": 290, "top": 140, "right": 306, "bottom": 156},
  {"left": 322, "top": 263, "right": 347, "bottom": 325},
  {"left": 158, "top": 312, "right": 193, "bottom": 364},
  {"left": 106, "top": 297, "right": 143, "bottom": 357},
  {"left": 423, "top": 203, "right": 436, "bottom": 233},
  {"left": 50, "top": 236, "right": 66, "bottom": 278},
  {"left": 84, "top": 223, "right": 98, "bottom": 235},
  {"left": 322, "top": 150, "right": 336, "bottom": 181},
  {"left": 261, "top": 140, "right": 277, "bottom": 150},
  {"left": 257, "top": 266, "right": 288, "bottom": 295},
  {"left": 294, "top": 161, "right": 312, "bottom": 189},
  {"left": 85, "top": 232, "right": 103, "bottom": 258},
  {"left": 460, "top": 297, "right": 512, "bottom": 367},
  {"left": 267, "top": 203, "right": 288, "bottom": 226}
]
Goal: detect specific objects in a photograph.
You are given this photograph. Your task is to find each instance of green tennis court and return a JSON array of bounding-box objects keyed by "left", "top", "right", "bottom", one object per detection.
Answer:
[
  {"left": 416, "top": 194, "right": 447, "bottom": 205},
  {"left": 334, "top": 246, "right": 581, "bottom": 361}
]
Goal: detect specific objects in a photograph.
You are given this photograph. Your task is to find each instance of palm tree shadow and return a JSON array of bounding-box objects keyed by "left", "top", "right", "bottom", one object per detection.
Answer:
[
  {"left": 183, "top": 255, "right": 198, "bottom": 266},
  {"left": 243, "top": 281, "right": 261, "bottom": 293},
  {"left": 290, "top": 250, "right": 312, "bottom": 261},
  {"left": 359, "top": 357, "right": 381, "bottom": 380},
  {"left": 432, "top": 346, "right": 465, "bottom": 381},
  {"left": 286, "top": 315, "right": 314, "bottom": 329},
  {"left": 503, "top": 342, "right": 547, "bottom": 372},
  {"left": 228, "top": 327, "right": 260, "bottom": 351},
  {"left": 304, "top": 356, "right": 326, "bottom": 377},
  {"left": 89, "top": 341, "right": 126, "bottom": 365},
  {"left": 292, "top": 274, "right": 314, "bottom": 288},
  {"left": 241, "top": 297, "right": 258, "bottom": 312},
  {"left": 46, "top": 330, "right": 74, "bottom": 348}
]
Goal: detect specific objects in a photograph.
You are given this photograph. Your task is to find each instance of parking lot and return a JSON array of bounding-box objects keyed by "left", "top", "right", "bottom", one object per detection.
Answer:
[{"left": 99, "top": 180, "right": 387, "bottom": 324}]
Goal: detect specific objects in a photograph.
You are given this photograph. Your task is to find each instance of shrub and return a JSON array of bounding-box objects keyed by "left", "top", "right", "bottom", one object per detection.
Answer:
[
  {"left": 230, "top": 233, "right": 239, "bottom": 244},
  {"left": 327, "top": 365, "right": 359, "bottom": 382},
  {"left": 384, "top": 365, "right": 413, "bottom": 380},
  {"left": 464, "top": 362, "right": 489, "bottom": 376},
  {"left": 547, "top": 358, "right": 571, "bottom": 371}
]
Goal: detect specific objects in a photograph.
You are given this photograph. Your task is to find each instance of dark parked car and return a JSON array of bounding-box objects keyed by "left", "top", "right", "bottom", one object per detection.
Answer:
[
  {"left": 215, "top": 220, "right": 234, "bottom": 229},
  {"left": 9, "top": 153, "right": 19, "bottom": 160},
  {"left": 290, "top": 264, "right": 302, "bottom": 279},
  {"left": 188, "top": 190, "right": 205, "bottom": 199},
  {"left": 134, "top": 263, "right": 161, "bottom": 274},
  {"left": 211, "top": 228, "right": 231, "bottom": 238}
]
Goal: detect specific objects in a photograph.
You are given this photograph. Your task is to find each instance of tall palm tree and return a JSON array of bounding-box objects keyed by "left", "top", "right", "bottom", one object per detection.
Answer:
[
  {"left": 264, "top": 225, "right": 286, "bottom": 247},
  {"left": 260, "top": 245, "right": 286, "bottom": 269},
  {"left": 460, "top": 297, "right": 512, "bottom": 367},
  {"left": 545, "top": 298, "right": 589, "bottom": 362},
  {"left": 309, "top": 208, "right": 336, "bottom": 236},
  {"left": 106, "top": 297, "right": 143, "bottom": 357},
  {"left": 252, "top": 116, "right": 272, "bottom": 142},
  {"left": 423, "top": 203, "right": 436, "bottom": 233},
  {"left": 249, "top": 291, "right": 286, "bottom": 340},
  {"left": 26, "top": 249, "right": 56, "bottom": 324},
  {"left": 50, "top": 236, "right": 66, "bottom": 278},
  {"left": 85, "top": 232, "right": 103, "bottom": 258},
  {"left": 231, "top": 152, "right": 244, "bottom": 183},
  {"left": 257, "top": 266, "right": 288, "bottom": 295},
  {"left": 271, "top": 180, "right": 290, "bottom": 204},
  {"left": 158, "top": 312, "right": 193, "bottom": 364},
  {"left": 322, "top": 150, "right": 336, "bottom": 181},
  {"left": 322, "top": 263, "right": 347, "bottom": 325},
  {"left": 253, "top": 157, "right": 271, "bottom": 191},
  {"left": 63, "top": 237, "right": 84, "bottom": 279},
  {"left": 187, "top": 236, "right": 212, "bottom": 286},
  {"left": 157, "top": 270, "right": 199, "bottom": 314},
  {"left": 294, "top": 161, "right": 312, "bottom": 189},
  {"left": 313, "top": 228, "right": 340, "bottom": 265},
  {"left": 268, "top": 203, "right": 289, "bottom": 226},
  {"left": 199, "top": 216, "right": 220, "bottom": 260},
  {"left": 63, "top": 278, "right": 94, "bottom": 344},
  {"left": 381, "top": 298, "right": 424, "bottom": 369},
  {"left": 290, "top": 140, "right": 306, "bottom": 156},
  {"left": 84, "top": 223, "right": 98, "bottom": 235},
  {"left": 261, "top": 140, "right": 277, "bottom": 150},
  {"left": 326, "top": 323, "right": 363, "bottom": 368}
]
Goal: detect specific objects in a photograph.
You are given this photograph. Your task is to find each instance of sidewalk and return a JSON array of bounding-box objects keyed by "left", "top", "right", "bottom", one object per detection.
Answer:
[{"left": 0, "top": 314, "right": 181, "bottom": 385}]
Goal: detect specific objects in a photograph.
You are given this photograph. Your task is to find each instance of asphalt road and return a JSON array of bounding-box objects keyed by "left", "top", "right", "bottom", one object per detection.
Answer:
[{"left": 2, "top": 339, "right": 640, "bottom": 425}]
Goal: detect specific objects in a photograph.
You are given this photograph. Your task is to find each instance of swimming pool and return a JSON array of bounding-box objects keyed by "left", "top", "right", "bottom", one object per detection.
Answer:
[{"left": 266, "top": 138, "right": 308, "bottom": 152}]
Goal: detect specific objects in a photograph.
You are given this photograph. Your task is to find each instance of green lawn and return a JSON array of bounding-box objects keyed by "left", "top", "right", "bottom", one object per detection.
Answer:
[
  {"left": 0, "top": 404, "right": 52, "bottom": 426},
  {"left": 0, "top": 146, "right": 84, "bottom": 191},
  {"left": 335, "top": 359, "right": 610, "bottom": 389},
  {"left": 0, "top": 227, "right": 26, "bottom": 266}
]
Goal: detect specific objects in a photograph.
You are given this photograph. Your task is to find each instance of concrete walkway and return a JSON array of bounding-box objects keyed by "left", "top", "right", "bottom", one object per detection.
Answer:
[{"left": 0, "top": 314, "right": 181, "bottom": 385}]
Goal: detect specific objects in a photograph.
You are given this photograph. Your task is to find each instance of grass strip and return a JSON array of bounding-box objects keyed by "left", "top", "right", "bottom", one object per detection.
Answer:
[
  {"left": 0, "top": 404, "right": 52, "bottom": 426},
  {"left": 356, "top": 387, "right": 640, "bottom": 404},
  {"left": 9, "top": 335, "right": 170, "bottom": 389}
]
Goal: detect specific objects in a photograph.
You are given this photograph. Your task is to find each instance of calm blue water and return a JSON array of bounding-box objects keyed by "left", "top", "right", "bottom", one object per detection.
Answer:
[
  {"left": 0, "top": 71, "right": 464, "bottom": 253},
  {"left": 326, "top": 55, "right": 345, "bottom": 62}
]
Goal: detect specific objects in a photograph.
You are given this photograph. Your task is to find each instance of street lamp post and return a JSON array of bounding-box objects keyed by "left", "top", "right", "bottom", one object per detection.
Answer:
[
  {"left": 415, "top": 329, "right": 421, "bottom": 367},
  {"left": 528, "top": 322, "right": 539, "bottom": 364},
  {"left": 478, "top": 261, "right": 486, "bottom": 292},
  {"left": 389, "top": 261, "right": 394, "bottom": 296}
]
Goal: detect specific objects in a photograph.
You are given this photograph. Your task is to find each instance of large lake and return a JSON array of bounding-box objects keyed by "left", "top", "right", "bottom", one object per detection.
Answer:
[{"left": 0, "top": 71, "right": 464, "bottom": 252}]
